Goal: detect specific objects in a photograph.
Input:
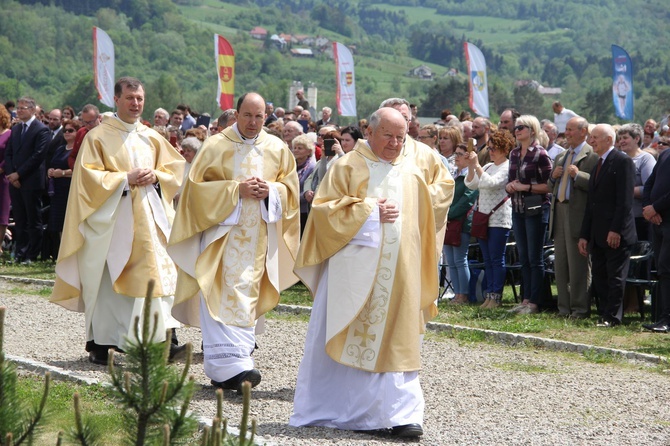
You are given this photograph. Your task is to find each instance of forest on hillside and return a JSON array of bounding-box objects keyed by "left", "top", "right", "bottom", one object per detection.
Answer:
[{"left": 2, "top": 0, "right": 669, "bottom": 122}]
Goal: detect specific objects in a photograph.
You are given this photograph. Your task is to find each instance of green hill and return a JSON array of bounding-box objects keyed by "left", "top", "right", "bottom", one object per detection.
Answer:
[{"left": 1, "top": 0, "right": 668, "bottom": 123}]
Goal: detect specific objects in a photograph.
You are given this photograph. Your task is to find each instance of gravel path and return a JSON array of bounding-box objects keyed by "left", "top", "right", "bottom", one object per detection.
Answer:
[{"left": 2, "top": 282, "right": 670, "bottom": 445}]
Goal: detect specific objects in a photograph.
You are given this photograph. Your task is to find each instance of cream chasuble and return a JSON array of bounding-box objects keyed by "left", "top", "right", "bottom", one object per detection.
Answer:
[
  {"left": 168, "top": 126, "right": 300, "bottom": 328},
  {"left": 50, "top": 115, "right": 185, "bottom": 345},
  {"left": 295, "top": 140, "right": 454, "bottom": 373}
]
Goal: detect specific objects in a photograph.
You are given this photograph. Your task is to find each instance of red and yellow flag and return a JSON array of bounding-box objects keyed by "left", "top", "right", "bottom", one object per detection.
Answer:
[{"left": 215, "top": 34, "right": 235, "bottom": 111}]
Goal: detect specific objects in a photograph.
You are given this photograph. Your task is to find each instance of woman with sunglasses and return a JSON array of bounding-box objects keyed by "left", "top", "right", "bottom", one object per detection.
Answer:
[
  {"left": 445, "top": 144, "right": 479, "bottom": 304},
  {"left": 505, "top": 115, "right": 553, "bottom": 314},
  {"left": 465, "top": 130, "right": 515, "bottom": 308},
  {"left": 439, "top": 126, "right": 463, "bottom": 177},
  {"left": 46, "top": 119, "right": 81, "bottom": 257}
]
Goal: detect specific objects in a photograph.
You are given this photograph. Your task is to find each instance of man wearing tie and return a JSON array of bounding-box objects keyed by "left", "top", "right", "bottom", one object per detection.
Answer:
[
  {"left": 538, "top": 117, "right": 599, "bottom": 318},
  {"left": 578, "top": 124, "right": 636, "bottom": 327},
  {"left": 4, "top": 97, "right": 50, "bottom": 263}
]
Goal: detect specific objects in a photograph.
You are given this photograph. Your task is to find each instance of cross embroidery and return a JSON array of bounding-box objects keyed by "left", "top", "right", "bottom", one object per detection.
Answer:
[
  {"left": 354, "top": 324, "right": 376, "bottom": 347},
  {"left": 240, "top": 159, "right": 255, "bottom": 175},
  {"left": 226, "top": 292, "right": 238, "bottom": 308},
  {"left": 160, "top": 257, "right": 173, "bottom": 274},
  {"left": 234, "top": 230, "right": 251, "bottom": 246}
]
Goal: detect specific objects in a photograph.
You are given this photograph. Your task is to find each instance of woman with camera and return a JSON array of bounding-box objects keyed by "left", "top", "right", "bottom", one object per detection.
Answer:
[{"left": 465, "top": 130, "right": 515, "bottom": 309}]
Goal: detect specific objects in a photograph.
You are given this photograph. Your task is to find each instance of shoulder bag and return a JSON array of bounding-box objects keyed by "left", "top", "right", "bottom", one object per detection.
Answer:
[{"left": 471, "top": 196, "right": 510, "bottom": 240}]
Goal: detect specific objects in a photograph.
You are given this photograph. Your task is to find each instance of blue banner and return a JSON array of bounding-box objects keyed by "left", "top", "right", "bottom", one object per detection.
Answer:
[{"left": 612, "top": 45, "right": 633, "bottom": 120}]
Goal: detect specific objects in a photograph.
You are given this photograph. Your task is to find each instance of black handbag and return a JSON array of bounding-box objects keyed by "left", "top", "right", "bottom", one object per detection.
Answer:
[{"left": 523, "top": 193, "right": 543, "bottom": 217}]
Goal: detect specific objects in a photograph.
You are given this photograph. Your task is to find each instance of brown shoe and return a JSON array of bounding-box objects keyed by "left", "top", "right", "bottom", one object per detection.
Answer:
[
  {"left": 480, "top": 298, "right": 491, "bottom": 309},
  {"left": 487, "top": 299, "right": 501, "bottom": 309},
  {"left": 449, "top": 294, "right": 469, "bottom": 305}
]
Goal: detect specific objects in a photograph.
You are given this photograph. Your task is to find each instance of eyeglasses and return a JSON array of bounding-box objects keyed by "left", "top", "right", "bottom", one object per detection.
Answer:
[
  {"left": 487, "top": 145, "right": 499, "bottom": 152},
  {"left": 418, "top": 135, "right": 434, "bottom": 140},
  {"left": 82, "top": 118, "right": 98, "bottom": 126},
  {"left": 514, "top": 125, "right": 529, "bottom": 132},
  {"left": 454, "top": 152, "right": 467, "bottom": 157},
  {"left": 63, "top": 128, "right": 76, "bottom": 133},
  {"left": 17, "top": 106, "right": 33, "bottom": 111},
  {"left": 658, "top": 141, "right": 670, "bottom": 147}
]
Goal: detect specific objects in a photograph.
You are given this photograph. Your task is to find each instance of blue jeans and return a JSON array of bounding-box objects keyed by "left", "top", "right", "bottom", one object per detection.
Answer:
[
  {"left": 512, "top": 205, "right": 549, "bottom": 305},
  {"left": 478, "top": 227, "right": 510, "bottom": 294},
  {"left": 444, "top": 232, "right": 471, "bottom": 294}
]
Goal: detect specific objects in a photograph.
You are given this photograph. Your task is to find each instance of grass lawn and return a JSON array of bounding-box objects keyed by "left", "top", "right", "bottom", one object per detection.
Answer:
[{"left": 11, "top": 374, "right": 125, "bottom": 445}]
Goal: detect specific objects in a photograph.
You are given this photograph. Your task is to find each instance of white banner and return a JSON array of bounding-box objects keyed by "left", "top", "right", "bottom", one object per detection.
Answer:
[
  {"left": 464, "top": 42, "right": 489, "bottom": 118},
  {"left": 333, "top": 42, "right": 357, "bottom": 117},
  {"left": 93, "top": 27, "right": 115, "bottom": 108}
]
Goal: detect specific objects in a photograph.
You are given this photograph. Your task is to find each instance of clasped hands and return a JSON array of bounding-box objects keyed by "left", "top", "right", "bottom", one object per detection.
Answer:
[
  {"left": 240, "top": 177, "right": 269, "bottom": 200},
  {"left": 506, "top": 179, "right": 529, "bottom": 194},
  {"left": 6, "top": 172, "right": 20, "bottom": 188},
  {"left": 127, "top": 167, "right": 156, "bottom": 187}
]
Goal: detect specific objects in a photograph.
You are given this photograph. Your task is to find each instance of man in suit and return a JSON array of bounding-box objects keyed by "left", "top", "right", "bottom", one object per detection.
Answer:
[
  {"left": 642, "top": 149, "right": 670, "bottom": 332},
  {"left": 315, "top": 106, "right": 335, "bottom": 130},
  {"left": 43, "top": 108, "right": 66, "bottom": 260},
  {"left": 264, "top": 102, "right": 277, "bottom": 126},
  {"left": 541, "top": 117, "right": 599, "bottom": 318},
  {"left": 4, "top": 97, "right": 50, "bottom": 263},
  {"left": 46, "top": 109, "right": 65, "bottom": 163},
  {"left": 579, "top": 124, "right": 636, "bottom": 327}
]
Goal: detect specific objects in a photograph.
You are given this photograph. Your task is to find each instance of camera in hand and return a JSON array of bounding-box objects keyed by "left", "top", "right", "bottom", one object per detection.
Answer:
[{"left": 324, "top": 138, "right": 336, "bottom": 156}]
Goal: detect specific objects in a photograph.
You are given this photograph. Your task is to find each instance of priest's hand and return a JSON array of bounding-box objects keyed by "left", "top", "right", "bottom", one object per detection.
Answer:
[
  {"left": 378, "top": 198, "right": 399, "bottom": 224},
  {"left": 128, "top": 168, "right": 155, "bottom": 186},
  {"left": 240, "top": 177, "right": 268, "bottom": 200}
]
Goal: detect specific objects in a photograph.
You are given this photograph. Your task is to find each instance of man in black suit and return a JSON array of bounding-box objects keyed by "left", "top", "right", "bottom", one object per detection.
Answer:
[
  {"left": 43, "top": 108, "right": 66, "bottom": 260},
  {"left": 642, "top": 149, "right": 670, "bottom": 332},
  {"left": 46, "top": 109, "right": 65, "bottom": 160},
  {"left": 5, "top": 97, "right": 50, "bottom": 263},
  {"left": 578, "top": 124, "right": 636, "bottom": 327},
  {"left": 315, "top": 106, "right": 335, "bottom": 130}
]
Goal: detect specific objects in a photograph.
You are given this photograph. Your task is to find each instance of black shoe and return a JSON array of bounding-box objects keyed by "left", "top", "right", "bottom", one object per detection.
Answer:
[
  {"left": 596, "top": 318, "right": 619, "bottom": 328},
  {"left": 168, "top": 344, "right": 188, "bottom": 363},
  {"left": 570, "top": 312, "right": 589, "bottom": 320},
  {"left": 88, "top": 350, "right": 109, "bottom": 365},
  {"left": 642, "top": 320, "right": 670, "bottom": 333},
  {"left": 390, "top": 424, "right": 424, "bottom": 438},
  {"left": 211, "top": 369, "right": 262, "bottom": 394}
]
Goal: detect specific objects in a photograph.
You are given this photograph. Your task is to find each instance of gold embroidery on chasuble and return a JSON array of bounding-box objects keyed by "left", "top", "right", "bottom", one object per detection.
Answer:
[
  {"left": 125, "top": 131, "right": 176, "bottom": 295},
  {"left": 340, "top": 159, "right": 402, "bottom": 371},
  {"left": 218, "top": 143, "right": 265, "bottom": 326}
]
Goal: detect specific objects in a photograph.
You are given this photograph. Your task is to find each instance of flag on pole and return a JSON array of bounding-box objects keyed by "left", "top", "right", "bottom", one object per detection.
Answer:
[
  {"left": 333, "top": 42, "right": 357, "bottom": 117},
  {"left": 215, "top": 34, "right": 235, "bottom": 111},
  {"left": 93, "top": 27, "right": 115, "bottom": 108},
  {"left": 464, "top": 42, "right": 489, "bottom": 118},
  {"left": 612, "top": 45, "right": 633, "bottom": 121}
]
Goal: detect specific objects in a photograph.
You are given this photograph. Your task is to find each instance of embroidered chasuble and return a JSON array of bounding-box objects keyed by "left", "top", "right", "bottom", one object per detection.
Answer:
[
  {"left": 50, "top": 115, "right": 185, "bottom": 343},
  {"left": 295, "top": 140, "right": 454, "bottom": 373},
  {"left": 168, "top": 126, "right": 300, "bottom": 328}
]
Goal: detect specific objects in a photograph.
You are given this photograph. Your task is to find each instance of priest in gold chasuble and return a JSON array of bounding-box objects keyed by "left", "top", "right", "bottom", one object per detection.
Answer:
[
  {"left": 50, "top": 78, "right": 185, "bottom": 365},
  {"left": 168, "top": 93, "right": 300, "bottom": 390},
  {"left": 290, "top": 108, "right": 454, "bottom": 436}
]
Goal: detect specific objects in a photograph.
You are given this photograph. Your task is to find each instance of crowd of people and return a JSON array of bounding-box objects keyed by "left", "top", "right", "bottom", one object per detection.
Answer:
[{"left": 3, "top": 81, "right": 670, "bottom": 439}]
